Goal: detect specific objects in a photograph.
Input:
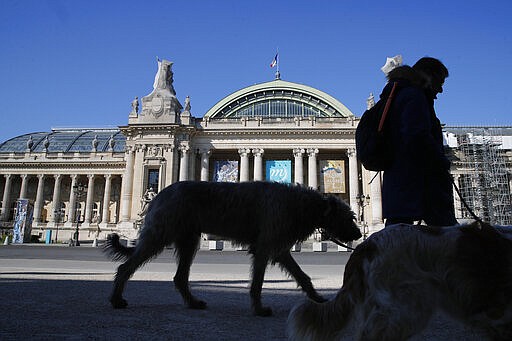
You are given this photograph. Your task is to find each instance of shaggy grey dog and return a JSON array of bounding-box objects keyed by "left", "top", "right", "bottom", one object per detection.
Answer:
[
  {"left": 287, "top": 222, "right": 512, "bottom": 340},
  {"left": 105, "top": 181, "right": 361, "bottom": 316}
]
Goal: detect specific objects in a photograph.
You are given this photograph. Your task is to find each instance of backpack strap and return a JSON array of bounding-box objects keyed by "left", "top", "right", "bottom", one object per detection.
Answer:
[{"left": 377, "top": 82, "right": 399, "bottom": 133}]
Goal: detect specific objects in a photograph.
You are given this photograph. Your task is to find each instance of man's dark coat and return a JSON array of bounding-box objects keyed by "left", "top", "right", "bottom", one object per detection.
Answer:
[{"left": 381, "top": 66, "right": 457, "bottom": 225}]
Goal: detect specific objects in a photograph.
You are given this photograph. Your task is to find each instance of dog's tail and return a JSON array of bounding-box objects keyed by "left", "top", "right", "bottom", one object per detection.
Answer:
[
  {"left": 103, "top": 233, "right": 135, "bottom": 261},
  {"left": 287, "top": 290, "right": 355, "bottom": 341},
  {"left": 287, "top": 241, "right": 374, "bottom": 340}
]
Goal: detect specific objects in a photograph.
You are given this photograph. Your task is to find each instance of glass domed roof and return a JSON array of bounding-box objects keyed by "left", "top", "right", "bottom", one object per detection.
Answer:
[
  {"left": 204, "top": 79, "right": 354, "bottom": 120},
  {"left": 0, "top": 128, "right": 126, "bottom": 154}
]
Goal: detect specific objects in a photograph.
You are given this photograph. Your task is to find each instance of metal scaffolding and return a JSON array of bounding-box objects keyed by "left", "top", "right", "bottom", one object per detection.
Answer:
[{"left": 452, "top": 127, "right": 512, "bottom": 225}]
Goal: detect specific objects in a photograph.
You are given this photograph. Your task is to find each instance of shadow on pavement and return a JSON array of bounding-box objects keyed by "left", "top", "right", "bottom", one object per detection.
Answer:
[{"left": 0, "top": 277, "right": 339, "bottom": 340}]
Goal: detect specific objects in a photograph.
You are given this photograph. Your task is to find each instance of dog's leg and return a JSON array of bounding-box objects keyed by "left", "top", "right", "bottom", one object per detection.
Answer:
[
  {"left": 173, "top": 235, "right": 206, "bottom": 310},
  {"left": 250, "top": 251, "right": 272, "bottom": 317},
  {"left": 276, "top": 251, "right": 326, "bottom": 303},
  {"left": 110, "top": 262, "right": 131, "bottom": 308},
  {"left": 110, "top": 240, "right": 164, "bottom": 309}
]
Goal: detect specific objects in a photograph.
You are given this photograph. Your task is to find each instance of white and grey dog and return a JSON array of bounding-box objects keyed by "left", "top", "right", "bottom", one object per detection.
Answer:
[{"left": 287, "top": 222, "right": 512, "bottom": 341}]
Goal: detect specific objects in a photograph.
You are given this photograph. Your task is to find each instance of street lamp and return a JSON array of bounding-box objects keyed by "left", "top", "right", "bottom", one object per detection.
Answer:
[
  {"left": 356, "top": 193, "right": 370, "bottom": 239},
  {"left": 53, "top": 209, "right": 61, "bottom": 243},
  {"left": 72, "top": 182, "right": 87, "bottom": 246}
]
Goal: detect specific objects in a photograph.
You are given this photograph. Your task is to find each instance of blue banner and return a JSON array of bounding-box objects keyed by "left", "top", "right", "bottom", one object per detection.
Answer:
[
  {"left": 12, "top": 199, "right": 34, "bottom": 244},
  {"left": 266, "top": 160, "right": 292, "bottom": 183}
]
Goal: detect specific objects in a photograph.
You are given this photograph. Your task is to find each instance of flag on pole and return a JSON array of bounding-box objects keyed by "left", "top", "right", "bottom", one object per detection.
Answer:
[{"left": 270, "top": 53, "right": 278, "bottom": 68}]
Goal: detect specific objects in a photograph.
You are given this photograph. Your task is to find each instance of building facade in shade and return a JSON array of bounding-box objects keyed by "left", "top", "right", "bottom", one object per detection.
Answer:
[{"left": 0, "top": 59, "right": 511, "bottom": 242}]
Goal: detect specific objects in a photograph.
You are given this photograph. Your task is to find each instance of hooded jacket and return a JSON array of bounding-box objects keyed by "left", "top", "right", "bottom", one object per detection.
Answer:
[{"left": 381, "top": 66, "right": 456, "bottom": 225}]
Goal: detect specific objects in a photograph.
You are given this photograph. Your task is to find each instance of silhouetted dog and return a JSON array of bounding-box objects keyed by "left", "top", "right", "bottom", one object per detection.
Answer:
[
  {"left": 105, "top": 181, "right": 361, "bottom": 316},
  {"left": 287, "top": 222, "right": 512, "bottom": 340}
]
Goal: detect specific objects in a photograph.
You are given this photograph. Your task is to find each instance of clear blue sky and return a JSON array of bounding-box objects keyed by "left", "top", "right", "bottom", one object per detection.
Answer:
[{"left": 1, "top": 0, "right": 511, "bottom": 143}]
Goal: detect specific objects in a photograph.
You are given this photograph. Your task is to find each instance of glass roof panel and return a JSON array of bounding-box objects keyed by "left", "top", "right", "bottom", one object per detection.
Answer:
[{"left": 0, "top": 129, "right": 126, "bottom": 154}]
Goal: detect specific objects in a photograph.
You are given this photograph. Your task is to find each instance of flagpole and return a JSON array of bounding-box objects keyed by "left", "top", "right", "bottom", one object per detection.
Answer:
[
  {"left": 275, "top": 48, "right": 280, "bottom": 80},
  {"left": 276, "top": 48, "right": 279, "bottom": 73}
]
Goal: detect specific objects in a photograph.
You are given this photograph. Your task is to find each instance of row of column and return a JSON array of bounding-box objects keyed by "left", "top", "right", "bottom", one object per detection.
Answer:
[
  {"left": 119, "top": 144, "right": 364, "bottom": 189},
  {"left": 194, "top": 147, "right": 326, "bottom": 186},
  {"left": 197, "top": 147, "right": 363, "bottom": 213},
  {"left": 116, "top": 145, "right": 383, "bottom": 226},
  {"left": 0, "top": 173, "right": 118, "bottom": 226}
]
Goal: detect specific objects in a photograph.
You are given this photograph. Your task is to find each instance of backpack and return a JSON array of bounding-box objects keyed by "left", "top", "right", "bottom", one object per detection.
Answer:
[{"left": 355, "top": 82, "right": 399, "bottom": 171}]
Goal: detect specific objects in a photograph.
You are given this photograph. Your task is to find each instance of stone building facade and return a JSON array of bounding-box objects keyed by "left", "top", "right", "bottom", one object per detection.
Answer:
[{"left": 0, "top": 59, "right": 510, "bottom": 242}]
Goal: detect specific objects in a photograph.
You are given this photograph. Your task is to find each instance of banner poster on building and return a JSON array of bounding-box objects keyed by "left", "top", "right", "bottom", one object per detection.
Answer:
[
  {"left": 320, "top": 160, "right": 346, "bottom": 193},
  {"left": 266, "top": 160, "right": 292, "bottom": 183},
  {"left": 213, "top": 160, "right": 239, "bottom": 182},
  {"left": 12, "top": 199, "right": 34, "bottom": 244}
]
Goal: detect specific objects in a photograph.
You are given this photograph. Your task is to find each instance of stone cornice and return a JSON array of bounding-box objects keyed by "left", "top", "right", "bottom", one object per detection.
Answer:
[
  {"left": 0, "top": 161, "right": 126, "bottom": 170},
  {"left": 196, "top": 129, "right": 355, "bottom": 136}
]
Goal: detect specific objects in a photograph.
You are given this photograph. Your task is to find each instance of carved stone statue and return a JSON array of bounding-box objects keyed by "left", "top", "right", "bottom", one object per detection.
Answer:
[
  {"left": 367, "top": 93, "right": 375, "bottom": 110},
  {"left": 184, "top": 96, "right": 191, "bottom": 111},
  {"left": 26, "top": 135, "right": 34, "bottom": 150},
  {"left": 137, "top": 58, "right": 182, "bottom": 124},
  {"left": 153, "top": 58, "right": 175, "bottom": 94},
  {"left": 135, "top": 187, "right": 157, "bottom": 227},
  {"left": 131, "top": 97, "right": 139, "bottom": 114},
  {"left": 92, "top": 135, "right": 99, "bottom": 151},
  {"left": 43, "top": 136, "right": 50, "bottom": 150},
  {"left": 108, "top": 135, "right": 115, "bottom": 150}
]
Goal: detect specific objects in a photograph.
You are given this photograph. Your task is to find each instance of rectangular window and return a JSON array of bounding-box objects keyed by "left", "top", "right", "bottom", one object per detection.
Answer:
[{"left": 147, "top": 169, "right": 159, "bottom": 191}]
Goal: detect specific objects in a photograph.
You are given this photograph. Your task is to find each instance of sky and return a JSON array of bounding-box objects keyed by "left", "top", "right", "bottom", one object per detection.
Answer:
[{"left": 1, "top": 0, "right": 511, "bottom": 143}]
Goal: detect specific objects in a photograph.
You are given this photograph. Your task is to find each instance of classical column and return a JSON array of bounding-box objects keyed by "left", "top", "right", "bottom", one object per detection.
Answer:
[
  {"left": 67, "top": 175, "right": 78, "bottom": 224},
  {"left": 158, "top": 161, "right": 166, "bottom": 191},
  {"left": 120, "top": 147, "right": 134, "bottom": 222},
  {"left": 101, "top": 174, "right": 112, "bottom": 225},
  {"left": 33, "top": 174, "right": 45, "bottom": 223},
  {"left": 347, "top": 148, "right": 360, "bottom": 215},
  {"left": 179, "top": 145, "right": 190, "bottom": 181},
  {"left": 200, "top": 149, "right": 211, "bottom": 181},
  {"left": 83, "top": 174, "right": 95, "bottom": 224},
  {"left": 293, "top": 148, "right": 305, "bottom": 185},
  {"left": 49, "top": 174, "right": 62, "bottom": 224},
  {"left": 172, "top": 145, "right": 180, "bottom": 184},
  {"left": 164, "top": 144, "right": 176, "bottom": 186},
  {"left": 307, "top": 148, "right": 319, "bottom": 189},
  {"left": 370, "top": 171, "right": 383, "bottom": 224},
  {"left": 239, "top": 148, "right": 250, "bottom": 182},
  {"left": 19, "top": 174, "right": 29, "bottom": 199},
  {"left": 1, "top": 174, "right": 13, "bottom": 221},
  {"left": 253, "top": 148, "right": 264, "bottom": 181},
  {"left": 189, "top": 149, "right": 197, "bottom": 181},
  {"left": 130, "top": 145, "right": 145, "bottom": 218}
]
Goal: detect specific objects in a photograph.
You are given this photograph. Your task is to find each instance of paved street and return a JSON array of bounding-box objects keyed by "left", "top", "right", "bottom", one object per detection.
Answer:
[
  {"left": 0, "top": 244, "right": 490, "bottom": 340},
  {"left": 0, "top": 243, "right": 348, "bottom": 340}
]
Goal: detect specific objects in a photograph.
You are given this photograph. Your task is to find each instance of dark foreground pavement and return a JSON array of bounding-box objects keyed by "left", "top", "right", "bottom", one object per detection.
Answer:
[
  {"left": 0, "top": 244, "right": 343, "bottom": 340},
  {"left": 0, "top": 244, "right": 489, "bottom": 340}
]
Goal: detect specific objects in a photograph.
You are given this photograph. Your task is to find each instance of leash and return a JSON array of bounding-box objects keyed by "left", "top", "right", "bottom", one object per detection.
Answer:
[
  {"left": 368, "top": 171, "right": 381, "bottom": 184},
  {"left": 329, "top": 238, "right": 356, "bottom": 251},
  {"left": 450, "top": 175, "right": 483, "bottom": 223},
  {"left": 327, "top": 173, "right": 480, "bottom": 251},
  {"left": 324, "top": 230, "right": 356, "bottom": 251}
]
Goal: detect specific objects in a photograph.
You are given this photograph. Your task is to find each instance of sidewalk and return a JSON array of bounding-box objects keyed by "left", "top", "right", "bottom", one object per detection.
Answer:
[{"left": 0, "top": 244, "right": 490, "bottom": 340}]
